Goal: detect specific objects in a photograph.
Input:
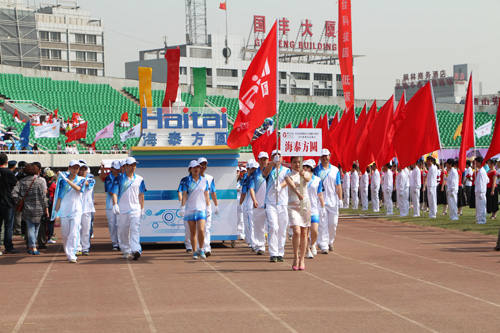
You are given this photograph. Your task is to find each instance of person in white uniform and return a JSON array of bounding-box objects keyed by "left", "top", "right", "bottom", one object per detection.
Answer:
[
  {"left": 314, "top": 149, "right": 342, "bottom": 254},
  {"left": 359, "top": 167, "right": 370, "bottom": 211},
  {"left": 111, "top": 157, "right": 146, "bottom": 260},
  {"left": 302, "top": 159, "right": 325, "bottom": 259},
  {"left": 382, "top": 163, "right": 393, "bottom": 215},
  {"left": 396, "top": 166, "right": 410, "bottom": 217},
  {"left": 76, "top": 163, "right": 95, "bottom": 256},
  {"left": 350, "top": 164, "right": 359, "bottom": 210},
  {"left": 425, "top": 156, "right": 439, "bottom": 218},
  {"left": 240, "top": 160, "right": 258, "bottom": 249},
  {"left": 371, "top": 164, "right": 380, "bottom": 212},
  {"left": 198, "top": 157, "right": 219, "bottom": 257},
  {"left": 445, "top": 158, "right": 459, "bottom": 221},
  {"left": 474, "top": 156, "right": 489, "bottom": 224},
  {"left": 249, "top": 153, "right": 269, "bottom": 255},
  {"left": 236, "top": 167, "right": 247, "bottom": 240},
  {"left": 103, "top": 160, "right": 121, "bottom": 251},
  {"left": 410, "top": 163, "right": 422, "bottom": 217},
  {"left": 53, "top": 160, "right": 85, "bottom": 263},
  {"left": 263, "top": 150, "right": 290, "bottom": 263},
  {"left": 342, "top": 170, "right": 350, "bottom": 208}
]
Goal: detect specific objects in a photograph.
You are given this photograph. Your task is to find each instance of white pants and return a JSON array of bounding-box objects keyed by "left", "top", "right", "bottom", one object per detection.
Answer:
[
  {"left": 184, "top": 221, "right": 192, "bottom": 250},
  {"left": 351, "top": 187, "right": 359, "bottom": 209},
  {"left": 237, "top": 205, "right": 245, "bottom": 239},
  {"left": 253, "top": 207, "right": 267, "bottom": 252},
  {"left": 61, "top": 215, "right": 82, "bottom": 261},
  {"left": 361, "top": 187, "right": 369, "bottom": 210},
  {"left": 266, "top": 204, "right": 288, "bottom": 257},
  {"left": 78, "top": 212, "right": 92, "bottom": 252},
  {"left": 343, "top": 187, "right": 350, "bottom": 208},
  {"left": 317, "top": 204, "right": 338, "bottom": 251},
  {"left": 384, "top": 190, "right": 393, "bottom": 215},
  {"left": 117, "top": 212, "right": 141, "bottom": 255},
  {"left": 411, "top": 187, "right": 421, "bottom": 217},
  {"left": 243, "top": 208, "right": 254, "bottom": 247},
  {"left": 202, "top": 208, "right": 212, "bottom": 252},
  {"left": 398, "top": 188, "right": 409, "bottom": 216},
  {"left": 371, "top": 186, "right": 380, "bottom": 212},
  {"left": 427, "top": 186, "right": 438, "bottom": 218},
  {"left": 447, "top": 191, "right": 458, "bottom": 220},
  {"left": 476, "top": 193, "right": 487, "bottom": 224},
  {"left": 106, "top": 209, "right": 119, "bottom": 248}
]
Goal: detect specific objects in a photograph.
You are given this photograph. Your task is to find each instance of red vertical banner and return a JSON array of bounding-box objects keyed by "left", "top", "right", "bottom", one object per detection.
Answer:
[
  {"left": 338, "top": 0, "right": 354, "bottom": 109},
  {"left": 163, "top": 48, "right": 181, "bottom": 107}
]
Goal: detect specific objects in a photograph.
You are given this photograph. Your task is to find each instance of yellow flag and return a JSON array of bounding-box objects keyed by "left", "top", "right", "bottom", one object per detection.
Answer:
[{"left": 453, "top": 123, "right": 463, "bottom": 141}]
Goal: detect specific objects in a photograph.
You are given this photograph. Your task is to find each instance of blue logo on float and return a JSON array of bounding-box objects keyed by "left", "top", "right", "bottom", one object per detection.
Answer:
[{"left": 142, "top": 108, "right": 228, "bottom": 130}]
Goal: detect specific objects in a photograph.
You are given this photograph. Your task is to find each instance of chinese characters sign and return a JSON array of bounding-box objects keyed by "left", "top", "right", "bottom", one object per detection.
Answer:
[
  {"left": 338, "top": 0, "right": 354, "bottom": 109},
  {"left": 280, "top": 128, "right": 322, "bottom": 157}
]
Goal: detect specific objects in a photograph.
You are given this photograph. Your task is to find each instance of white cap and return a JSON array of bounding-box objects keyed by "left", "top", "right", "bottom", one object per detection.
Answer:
[
  {"left": 119, "top": 159, "right": 126, "bottom": 167},
  {"left": 69, "top": 160, "right": 80, "bottom": 167},
  {"left": 240, "top": 167, "right": 247, "bottom": 172},
  {"left": 198, "top": 157, "right": 208, "bottom": 164},
  {"left": 125, "top": 157, "right": 138, "bottom": 165},
  {"left": 79, "top": 159, "right": 87, "bottom": 165},
  {"left": 188, "top": 160, "right": 200, "bottom": 168},
  {"left": 258, "top": 152, "right": 269, "bottom": 159},
  {"left": 249, "top": 161, "right": 259, "bottom": 169},
  {"left": 321, "top": 148, "right": 331, "bottom": 156},
  {"left": 80, "top": 163, "right": 88, "bottom": 169},
  {"left": 303, "top": 159, "right": 316, "bottom": 168},
  {"left": 111, "top": 160, "right": 121, "bottom": 170},
  {"left": 271, "top": 149, "right": 281, "bottom": 157},
  {"left": 246, "top": 159, "right": 255, "bottom": 168}
]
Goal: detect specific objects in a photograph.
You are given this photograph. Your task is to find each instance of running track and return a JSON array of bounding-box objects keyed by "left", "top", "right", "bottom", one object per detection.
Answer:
[{"left": 2, "top": 194, "right": 500, "bottom": 332}]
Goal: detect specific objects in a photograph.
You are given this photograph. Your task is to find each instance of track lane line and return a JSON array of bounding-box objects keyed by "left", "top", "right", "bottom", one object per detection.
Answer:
[{"left": 127, "top": 261, "right": 157, "bottom": 333}]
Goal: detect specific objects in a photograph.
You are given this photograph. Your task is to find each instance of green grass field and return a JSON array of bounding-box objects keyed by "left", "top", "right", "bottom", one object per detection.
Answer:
[{"left": 340, "top": 206, "right": 500, "bottom": 237}]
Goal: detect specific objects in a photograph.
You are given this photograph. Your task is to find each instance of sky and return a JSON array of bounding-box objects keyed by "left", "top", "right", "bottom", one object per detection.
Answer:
[{"left": 78, "top": 0, "right": 499, "bottom": 99}]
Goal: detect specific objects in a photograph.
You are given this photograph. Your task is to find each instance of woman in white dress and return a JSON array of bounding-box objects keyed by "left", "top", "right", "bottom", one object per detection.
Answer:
[{"left": 285, "top": 156, "right": 312, "bottom": 270}]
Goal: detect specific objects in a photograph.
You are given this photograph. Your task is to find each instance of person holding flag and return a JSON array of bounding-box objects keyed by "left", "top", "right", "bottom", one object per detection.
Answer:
[
  {"left": 342, "top": 169, "right": 350, "bottom": 209},
  {"left": 248, "top": 153, "right": 269, "bottom": 255},
  {"left": 382, "top": 163, "right": 393, "bottom": 215},
  {"left": 359, "top": 167, "right": 370, "bottom": 211},
  {"left": 371, "top": 163, "right": 381, "bottom": 212},
  {"left": 410, "top": 162, "right": 422, "bottom": 217},
  {"left": 350, "top": 164, "right": 359, "bottom": 210},
  {"left": 396, "top": 166, "right": 410, "bottom": 217},
  {"left": 425, "top": 156, "right": 439, "bottom": 218},
  {"left": 445, "top": 159, "right": 459, "bottom": 221}
]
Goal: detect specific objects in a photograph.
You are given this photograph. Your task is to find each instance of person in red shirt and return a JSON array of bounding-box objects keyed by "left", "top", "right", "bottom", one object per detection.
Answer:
[
  {"left": 486, "top": 159, "right": 498, "bottom": 219},
  {"left": 44, "top": 169, "right": 57, "bottom": 244}
]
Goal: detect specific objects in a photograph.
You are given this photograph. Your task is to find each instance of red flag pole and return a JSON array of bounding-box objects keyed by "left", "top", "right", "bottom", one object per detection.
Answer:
[{"left": 275, "top": 18, "right": 279, "bottom": 205}]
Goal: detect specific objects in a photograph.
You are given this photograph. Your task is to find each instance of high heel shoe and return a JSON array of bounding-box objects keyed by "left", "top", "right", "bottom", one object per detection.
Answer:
[
  {"left": 292, "top": 266, "right": 299, "bottom": 271},
  {"left": 299, "top": 267, "right": 305, "bottom": 270}
]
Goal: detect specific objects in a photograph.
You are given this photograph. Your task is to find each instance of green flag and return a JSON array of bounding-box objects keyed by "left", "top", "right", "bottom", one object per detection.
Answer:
[{"left": 192, "top": 67, "right": 207, "bottom": 107}]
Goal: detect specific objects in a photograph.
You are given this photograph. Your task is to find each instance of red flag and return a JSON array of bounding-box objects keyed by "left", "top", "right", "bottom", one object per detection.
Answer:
[
  {"left": 330, "top": 107, "right": 355, "bottom": 170},
  {"left": 219, "top": 2, "right": 226, "bottom": 10},
  {"left": 325, "top": 112, "right": 339, "bottom": 165},
  {"left": 343, "top": 104, "right": 367, "bottom": 167},
  {"left": 459, "top": 73, "right": 475, "bottom": 171},
  {"left": 369, "top": 96, "right": 395, "bottom": 168},
  {"left": 483, "top": 103, "right": 500, "bottom": 165},
  {"left": 228, "top": 21, "right": 277, "bottom": 149},
  {"left": 307, "top": 118, "right": 313, "bottom": 128},
  {"left": 390, "top": 92, "right": 406, "bottom": 161},
  {"left": 65, "top": 121, "right": 88, "bottom": 143},
  {"left": 163, "top": 47, "right": 181, "bottom": 107},
  {"left": 54, "top": 109, "right": 58, "bottom": 118},
  {"left": 340, "top": 107, "right": 356, "bottom": 170},
  {"left": 393, "top": 82, "right": 441, "bottom": 169},
  {"left": 315, "top": 114, "right": 324, "bottom": 129},
  {"left": 250, "top": 133, "right": 266, "bottom": 160},
  {"left": 357, "top": 102, "right": 378, "bottom": 172},
  {"left": 120, "top": 112, "right": 129, "bottom": 122},
  {"left": 14, "top": 109, "right": 19, "bottom": 118},
  {"left": 338, "top": 0, "right": 354, "bottom": 109}
]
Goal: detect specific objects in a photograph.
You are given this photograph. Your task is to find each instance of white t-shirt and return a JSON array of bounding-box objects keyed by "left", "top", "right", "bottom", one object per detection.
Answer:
[
  {"left": 382, "top": 169, "right": 393, "bottom": 192},
  {"left": 410, "top": 167, "right": 421, "bottom": 188},
  {"left": 427, "top": 164, "right": 438, "bottom": 187},
  {"left": 360, "top": 172, "right": 369, "bottom": 189},
  {"left": 351, "top": 170, "right": 359, "bottom": 189},
  {"left": 203, "top": 173, "right": 217, "bottom": 211},
  {"left": 81, "top": 175, "right": 96, "bottom": 214},
  {"left": 314, "top": 163, "right": 341, "bottom": 207},
  {"left": 265, "top": 165, "right": 290, "bottom": 206},
  {"left": 343, "top": 172, "right": 350, "bottom": 191},
  {"left": 111, "top": 173, "right": 146, "bottom": 214},
  {"left": 464, "top": 167, "right": 473, "bottom": 186},
  {"left": 372, "top": 170, "right": 381, "bottom": 189},
  {"left": 249, "top": 167, "right": 267, "bottom": 208},
  {"left": 57, "top": 175, "right": 85, "bottom": 218},
  {"left": 307, "top": 175, "right": 324, "bottom": 215},
  {"left": 179, "top": 175, "right": 208, "bottom": 211}
]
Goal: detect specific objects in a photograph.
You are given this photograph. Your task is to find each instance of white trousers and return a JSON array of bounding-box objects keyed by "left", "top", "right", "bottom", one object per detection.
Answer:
[
  {"left": 351, "top": 187, "right": 359, "bottom": 209},
  {"left": 447, "top": 191, "right": 458, "bottom": 220},
  {"left": 343, "top": 187, "right": 350, "bottom": 208},
  {"left": 411, "top": 187, "right": 421, "bottom": 217},
  {"left": 117, "top": 212, "right": 141, "bottom": 255},
  {"left": 61, "top": 215, "right": 82, "bottom": 261},
  {"left": 253, "top": 207, "right": 267, "bottom": 252},
  {"left": 106, "top": 209, "right": 119, "bottom": 247},
  {"left": 476, "top": 193, "right": 487, "bottom": 224},
  {"left": 384, "top": 190, "right": 393, "bottom": 215},
  {"left": 371, "top": 186, "right": 380, "bottom": 212},
  {"left": 202, "top": 208, "right": 212, "bottom": 252},
  {"left": 427, "top": 186, "right": 438, "bottom": 218},
  {"left": 317, "top": 204, "right": 338, "bottom": 251},
  {"left": 398, "top": 188, "right": 409, "bottom": 217},
  {"left": 78, "top": 212, "right": 92, "bottom": 252},
  {"left": 237, "top": 205, "right": 245, "bottom": 239},
  {"left": 266, "top": 204, "right": 288, "bottom": 257},
  {"left": 184, "top": 221, "right": 192, "bottom": 250},
  {"left": 243, "top": 208, "right": 254, "bottom": 247},
  {"left": 361, "top": 187, "right": 369, "bottom": 210}
]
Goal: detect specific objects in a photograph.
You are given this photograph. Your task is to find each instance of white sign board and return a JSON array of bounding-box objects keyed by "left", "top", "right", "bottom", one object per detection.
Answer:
[{"left": 280, "top": 128, "right": 322, "bottom": 156}]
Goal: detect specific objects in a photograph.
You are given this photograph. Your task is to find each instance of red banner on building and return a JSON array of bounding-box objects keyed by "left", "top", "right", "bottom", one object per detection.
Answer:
[{"left": 338, "top": 0, "right": 354, "bottom": 109}]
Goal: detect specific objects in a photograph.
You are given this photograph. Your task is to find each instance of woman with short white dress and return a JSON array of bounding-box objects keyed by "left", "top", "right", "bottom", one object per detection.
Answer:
[{"left": 285, "top": 156, "right": 312, "bottom": 270}]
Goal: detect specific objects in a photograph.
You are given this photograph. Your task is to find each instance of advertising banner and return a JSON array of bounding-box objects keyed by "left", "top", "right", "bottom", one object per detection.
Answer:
[{"left": 280, "top": 128, "right": 322, "bottom": 156}]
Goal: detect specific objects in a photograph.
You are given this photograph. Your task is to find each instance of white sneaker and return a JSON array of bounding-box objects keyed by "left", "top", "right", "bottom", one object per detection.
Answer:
[
  {"left": 306, "top": 251, "right": 314, "bottom": 259},
  {"left": 69, "top": 259, "right": 77, "bottom": 263},
  {"left": 122, "top": 253, "right": 130, "bottom": 259},
  {"left": 46, "top": 239, "right": 56, "bottom": 244},
  {"left": 311, "top": 245, "right": 317, "bottom": 256}
]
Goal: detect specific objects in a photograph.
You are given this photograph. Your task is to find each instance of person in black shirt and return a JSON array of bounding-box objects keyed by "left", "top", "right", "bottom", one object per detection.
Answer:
[
  {"left": 13, "top": 161, "right": 27, "bottom": 235},
  {"left": 0, "top": 153, "right": 20, "bottom": 253}
]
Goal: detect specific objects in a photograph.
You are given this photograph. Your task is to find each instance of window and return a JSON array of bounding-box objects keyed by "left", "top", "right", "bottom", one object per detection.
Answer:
[
  {"left": 87, "top": 52, "right": 97, "bottom": 62},
  {"left": 291, "top": 88, "right": 310, "bottom": 95},
  {"left": 336, "top": 89, "right": 344, "bottom": 97},
  {"left": 216, "top": 69, "right": 238, "bottom": 77},
  {"left": 314, "top": 73, "right": 333, "bottom": 81},
  {"left": 217, "top": 85, "right": 238, "bottom": 90},
  {"left": 76, "top": 51, "right": 86, "bottom": 61},
  {"left": 336, "top": 74, "right": 342, "bottom": 82},
  {"left": 86, "top": 35, "right": 96, "bottom": 45},
  {"left": 41, "top": 66, "right": 50, "bottom": 70},
  {"left": 50, "top": 32, "right": 61, "bottom": 42},
  {"left": 206, "top": 68, "right": 212, "bottom": 76},
  {"left": 52, "top": 67, "right": 62, "bottom": 72},
  {"left": 40, "top": 31, "right": 49, "bottom": 41},
  {"left": 76, "top": 68, "right": 86, "bottom": 74},
  {"left": 314, "top": 89, "right": 333, "bottom": 97},
  {"left": 179, "top": 67, "right": 187, "bottom": 75},
  {"left": 291, "top": 72, "right": 310, "bottom": 80},
  {"left": 75, "top": 33, "right": 85, "bottom": 44},
  {"left": 87, "top": 68, "right": 97, "bottom": 76},
  {"left": 279, "top": 72, "right": 287, "bottom": 79},
  {"left": 50, "top": 49, "right": 61, "bottom": 59},
  {"left": 279, "top": 88, "right": 287, "bottom": 94},
  {"left": 41, "top": 49, "right": 49, "bottom": 59}
]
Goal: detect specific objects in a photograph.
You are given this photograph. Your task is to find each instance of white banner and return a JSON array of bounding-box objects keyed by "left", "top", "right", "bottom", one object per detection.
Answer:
[
  {"left": 120, "top": 123, "right": 142, "bottom": 142},
  {"left": 34, "top": 121, "right": 60, "bottom": 138},
  {"left": 94, "top": 121, "right": 114, "bottom": 142},
  {"left": 475, "top": 120, "right": 492, "bottom": 139},
  {"left": 280, "top": 128, "right": 322, "bottom": 156}
]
